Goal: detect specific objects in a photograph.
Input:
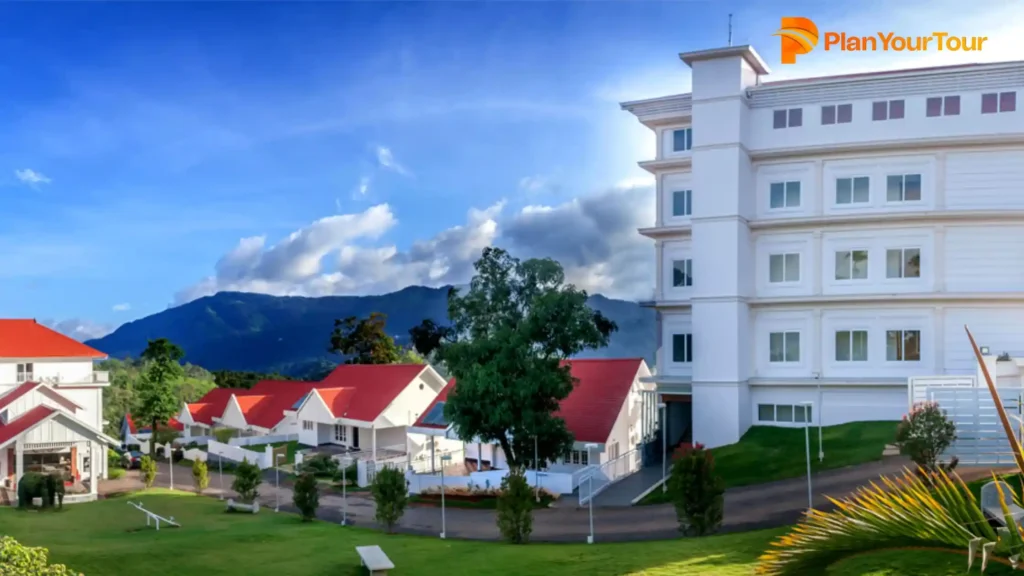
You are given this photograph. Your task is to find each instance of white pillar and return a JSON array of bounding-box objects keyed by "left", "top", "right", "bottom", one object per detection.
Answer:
[
  {"left": 90, "top": 441, "right": 98, "bottom": 495},
  {"left": 14, "top": 439, "right": 24, "bottom": 486},
  {"left": 371, "top": 425, "right": 377, "bottom": 462}
]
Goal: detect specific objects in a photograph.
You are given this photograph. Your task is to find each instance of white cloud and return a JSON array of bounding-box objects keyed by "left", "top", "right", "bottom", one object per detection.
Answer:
[
  {"left": 42, "top": 318, "right": 115, "bottom": 341},
  {"left": 375, "top": 145, "right": 410, "bottom": 176},
  {"left": 358, "top": 176, "right": 371, "bottom": 195},
  {"left": 14, "top": 168, "right": 51, "bottom": 186},
  {"left": 112, "top": 303, "right": 131, "bottom": 312},
  {"left": 518, "top": 175, "right": 547, "bottom": 194}
]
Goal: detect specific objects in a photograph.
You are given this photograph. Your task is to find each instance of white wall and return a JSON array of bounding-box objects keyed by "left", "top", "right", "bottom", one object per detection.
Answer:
[
  {"left": 0, "top": 359, "right": 95, "bottom": 385},
  {"left": 218, "top": 398, "right": 248, "bottom": 430},
  {"left": 750, "top": 385, "right": 906, "bottom": 426},
  {"left": 0, "top": 386, "right": 101, "bottom": 443},
  {"left": 405, "top": 468, "right": 575, "bottom": 495},
  {"left": 376, "top": 370, "right": 446, "bottom": 429}
]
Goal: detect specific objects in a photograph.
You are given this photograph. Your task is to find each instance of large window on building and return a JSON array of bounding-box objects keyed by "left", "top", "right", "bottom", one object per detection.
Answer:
[
  {"left": 872, "top": 99, "right": 905, "bottom": 121},
  {"left": 769, "top": 253, "right": 800, "bottom": 283},
  {"left": 835, "top": 330, "right": 869, "bottom": 362},
  {"left": 769, "top": 331, "right": 801, "bottom": 363},
  {"left": 982, "top": 92, "right": 1016, "bottom": 114},
  {"left": 835, "top": 250, "right": 869, "bottom": 280},
  {"left": 836, "top": 176, "right": 870, "bottom": 205},
  {"left": 672, "top": 189, "right": 692, "bottom": 216},
  {"left": 672, "top": 128, "right": 693, "bottom": 152},
  {"left": 16, "top": 363, "right": 33, "bottom": 382},
  {"left": 821, "top": 103, "right": 853, "bottom": 125},
  {"left": 672, "top": 259, "right": 693, "bottom": 287},
  {"left": 886, "top": 174, "right": 922, "bottom": 202},
  {"left": 926, "top": 95, "right": 960, "bottom": 117},
  {"left": 769, "top": 181, "right": 801, "bottom": 209},
  {"left": 758, "top": 403, "right": 812, "bottom": 423},
  {"left": 887, "top": 330, "right": 921, "bottom": 362},
  {"left": 886, "top": 248, "right": 921, "bottom": 279},
  {"left": 773, "top": 108, "right": 803, "bottom": 129},
  {"left": 672, "top": 333, "right": 693, "bottom": 363}
]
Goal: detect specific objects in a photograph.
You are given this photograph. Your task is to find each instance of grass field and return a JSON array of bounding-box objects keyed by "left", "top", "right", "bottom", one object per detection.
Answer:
[
  {"left": 639, "top": 421, "right": 899, "bottom": 505},
  {"left": 1, "top": 489, "right": 1013, "bottom": 575}
]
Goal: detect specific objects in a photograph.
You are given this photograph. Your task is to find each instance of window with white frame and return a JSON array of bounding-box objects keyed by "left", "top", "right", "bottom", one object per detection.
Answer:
[
  {"left": 982, "top": 92, "right": 1016, "bottom": 114},
  {"left": 926, "top": 95, "right": 960, "bottom": 117},
  {"left": 773, "top": 108, "right": 803, "bottom": 129},
  {"left": 821, "top": 103, "right": 853, "bottom": 125},
  {"left": 886, "top": 330, "right": 921, "bottom": 362},
  {"left": 672, "top": 333, "right": 693, "bottom": 363},
  {"left": 886, "top": 248, "right": 921, "bottom": 279},
  {"left": 565, "top": 449, "right": 590, "bottom": 466},
  {"left": 872, "top": 99, "right": 905, "bottom": 121},
  {"left": 608, "top": 441, "right": 619, "bottom": 461},
  {"left": 769, "top": 181, "right": 801, "bottom": 209},
  {"left": 672, "top": 259, "right": 692, "bottom": 287},
  {"left": 302, "top": 420, "right": 314, "bottom": 431},
  {"left": 769, "top": 331, "right": 801, "bottom": 363},
  {"left": 886, "top": 174, "right": 922, "bottom": 202},
  {"left": 672, "top": 128, "right": 693, "bottom": 152},
  {"left": 835, "top": 250, "right": 869, "bottom": 280},
  {"left": 769, "top": 253, "right": 800, "bottom": 283},
  {"left": 672, "top": 189, "right": 692, "bottom": 216},
  {"left": 835, "top": 330, "right": 869, "bottom": 362},
  {"left": 758, "top": 403, "right": 812, "bottom": 423},
  {"left": 334, "top": 424, "right": 347, "bottom": 443},
  {"left": 836, "top": 176, "right": 870, "bottom": 205},
  {"left": 16, "top": 363, "right": 33, "bottom": 382}
]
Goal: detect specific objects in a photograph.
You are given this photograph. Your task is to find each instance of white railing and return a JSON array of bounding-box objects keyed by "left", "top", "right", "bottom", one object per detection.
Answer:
[
  {"left": 579, "top": 449, "right": 641, "bottom": 506},
  {"left": 908, "top": 375, "right": 977, "bottom": 408},
  {"left": 408, "top": 448, "right": 465, "bottom": 474},
  {"left": 92, "top": 371, "right": 110, "bottom": 383},
  {"left": 570, "top": 465, "right": 597, "bottom": 490},
  {"left": 228, "top": 433, "right": 297, "bottom": 447}
]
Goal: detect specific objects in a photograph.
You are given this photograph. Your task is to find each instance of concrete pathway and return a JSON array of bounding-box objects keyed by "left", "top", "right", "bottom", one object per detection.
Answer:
[
  {"left": 589, "top": 465, "right": 666, "bottom": 506},
  {"left": 96, "top": 456, "right": 917, "bottom": 543}
]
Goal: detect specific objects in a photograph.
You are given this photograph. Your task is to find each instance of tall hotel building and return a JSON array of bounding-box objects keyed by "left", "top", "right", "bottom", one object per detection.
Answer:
[{"left": 622, "top": 45, "right": 1024, "bottom": 448}]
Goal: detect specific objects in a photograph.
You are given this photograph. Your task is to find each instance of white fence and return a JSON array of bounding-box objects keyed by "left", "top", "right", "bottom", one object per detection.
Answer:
[
  {"left": 183, "top": 448, "right": 208, "bottom": 462},
  {"left": 407, "top": 448, "right": 466, "bottom": 474},
  {"left": 579, "top": 449, "right": 642, "bottom": 506},
  {"left": 405, "top": 468, "right": 575, "bottom": 495},
  {"left": 929, "top": 386, "right": 1024, "bottom": 466},
  {"left": 207, "top": 440, "right": 274, "bottom": 469},
  {"left": 228, "top": 433, "right": 298, "bottom": 447},
  {"left": 908, "top": 375, "right": 977, "bottom": 408}
]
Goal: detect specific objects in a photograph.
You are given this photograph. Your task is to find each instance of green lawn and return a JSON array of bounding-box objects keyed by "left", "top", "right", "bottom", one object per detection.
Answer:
[
  {"left": 639, "top": 421, "right": 899, "bottom": 505},
  {"left": 1, "top": 489, "right": 1013, "bottom": 575}
]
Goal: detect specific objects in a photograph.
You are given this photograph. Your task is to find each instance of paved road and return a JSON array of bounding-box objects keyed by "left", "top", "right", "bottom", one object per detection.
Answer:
[{"left": 99, "top": 456, "right": 915, "bottom": 543}]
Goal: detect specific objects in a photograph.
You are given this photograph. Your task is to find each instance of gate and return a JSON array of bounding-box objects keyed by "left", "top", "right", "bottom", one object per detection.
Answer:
[{"left": 929, "top": 386, "right": 1024, "bottom": 466}]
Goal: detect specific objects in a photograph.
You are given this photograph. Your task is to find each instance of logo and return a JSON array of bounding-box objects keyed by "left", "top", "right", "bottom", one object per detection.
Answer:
[{"left": 775, "top": 17, "right": 819, "bottom": 64}]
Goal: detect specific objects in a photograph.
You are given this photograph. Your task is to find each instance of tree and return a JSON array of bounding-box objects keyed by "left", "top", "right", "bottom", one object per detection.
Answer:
[
  {"left": 232, "top": 459, "right": 262, "bottom": 503},
  {"left": 212, "top": 370, "right": 295, "bottom": 390},
  {"left": 496, "top": 467, "right": 534, "bottom": 544},
  {"left": 370, "top": 466, "right": 408, "bottom": 533},
  {"left": 293, "top": 472, "right": 320, "bottom": 522},
  {"left": 409, "top": 247, "right": 617, "bottom": 468},
  {"left": 213, "top": 427, "right": 236, "bottom": 443},
  {"left": 192, "top": 459, "right": 209, "bottom": 493},
  {"left": 140, "top": 456, "right": 157, "bottom": 488},
  {"left": 0, "top": 536, "right": 79, "bottom": 575},
  {"left": 896, "top": 401, "right": 959, "bottom": 474},
  {"left": 329, "top": 312, "right": 402, "bottom": 364},
  {"left": 137, "top": 338, "right": 185, "bottom": 455},
  {"left": 397, "top": 347, "right": 426, "bottom": 364},
  {"left": 669, "top": 444, "right": 724, "bottom": 536}
]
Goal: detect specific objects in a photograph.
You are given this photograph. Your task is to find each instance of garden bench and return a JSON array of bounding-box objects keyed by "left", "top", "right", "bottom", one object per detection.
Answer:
[
  {"left": 355, "top": 545, "right": 394, "bottom": 575},
  {"left": 981, "top": 481, "right": 1024, "bottom": 525},
  {"left": 226, "top": 498, "right": 260, "bottom": 514}
]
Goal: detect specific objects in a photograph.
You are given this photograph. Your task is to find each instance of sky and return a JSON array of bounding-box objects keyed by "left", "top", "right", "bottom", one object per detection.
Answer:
[{"left": 1, "top": 0, "right": 1021, "bottom": 340}]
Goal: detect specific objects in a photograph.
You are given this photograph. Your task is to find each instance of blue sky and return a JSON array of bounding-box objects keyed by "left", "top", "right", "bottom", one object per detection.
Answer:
[{"left": 0, "top": 0, "right": 1017, "bottom": 339}]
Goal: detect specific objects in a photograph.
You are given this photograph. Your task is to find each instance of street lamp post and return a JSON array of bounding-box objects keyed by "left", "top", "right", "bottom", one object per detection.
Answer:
[
  {"left": 584, "top": 442, "right": 599, "bottom": 544},
  {"left": 340, "top": 456, "right": 350, "bottom": 526},
  {"left": 658, "top": 402, "right": 667, "bottom": 493},
  {"left": 800, "top": 401, "right": 814, "bottom": 510},
  {"left": 817, "top": 382, "right": 824, "bottom": 462},
  {"left": 534, "top": 435, "right": 540, "bottom": 503},
  {"left": 168, "top": 444, "right": 174, "bottom": 491},
  {"left": 440, "top": 453, "right": 452, "bottom": 539},
  {"left": 275, "top": 453, "right": 284, "bottom": 512},
  {"left": 218, "top": 456, "right": 224, "bottom": 500}
]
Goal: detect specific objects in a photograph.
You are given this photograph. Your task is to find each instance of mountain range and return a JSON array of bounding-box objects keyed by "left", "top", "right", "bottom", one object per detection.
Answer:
[{"left": 85, "top": 286, "right": 656, "bottom": 377}]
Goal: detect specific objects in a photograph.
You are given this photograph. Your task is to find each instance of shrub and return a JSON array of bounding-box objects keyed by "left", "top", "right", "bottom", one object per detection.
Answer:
[
  {"left": 332, "top": 461, "right": 357, "bottom": 486},
  {"left": 370, "top": 466, "right": 408, "bottom": 533},
  {"left": 0, "top": 536, "right": 79, "bottom": 575},
  {"left": 896, "top": 400, "right": 958, "bottom": 473},
  {"left": 192, "top": 459, "right": 210, "bottom": 492},
  {"left": 496, "top": 467, "right": 534, "bottom": 544},
  {"left": 213, "top": 428, "right": 236, "bottom": 443},
  {"left": 303, "top": 454, "right": 339, "bottom": 478},
  {"left": 108, "top": 468, "right": 126, "bottom": 480},
  {"left": 15, "top": 472, "right": 62, "bottom": 509},
  {"left": 232, "top": 459, "right": 262, "bottom": 503},
  {"left": 140, "top": 456, "right": 157, "bottom": 488},
  {"left": 107, "top": 448, "right": 122, "bottom": 471},
  {"left": 293, "top": 472, "right": 320, "bottom": 522},
  {"left": 668, "top": 443, "right": 724, "bottom": 536}
]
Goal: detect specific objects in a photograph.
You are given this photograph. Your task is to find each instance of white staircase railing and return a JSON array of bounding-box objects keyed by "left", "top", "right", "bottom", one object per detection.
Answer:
[{"left": 578, "top": 449, "right": 641, "bottom": 506}]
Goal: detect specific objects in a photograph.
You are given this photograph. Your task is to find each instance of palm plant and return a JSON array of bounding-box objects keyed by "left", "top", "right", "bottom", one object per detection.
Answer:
[{"left": 757, "top": 326, "right": 1024, "bottom": 574}]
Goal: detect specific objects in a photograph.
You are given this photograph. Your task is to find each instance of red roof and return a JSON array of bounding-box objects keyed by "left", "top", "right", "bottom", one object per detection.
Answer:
[
  {"left": 130, "top": 413, "right": 185, "bottom": 433},
  {"left": 241, "top": 380, "right": 324, "bottom": 429},
  {"left": 0, "top": 319, "right": 106, "bottom": 358},
  {"left": 0, "top": 381, "right": 81, "bottom": 413},
  {"left": 0, "top": 405, "right": 57, "bottom": 446},
  {"left": 413, "top": 378, "right": 456, "bottom": 429},
  {"left": 184, "top": 387, "right": 252, "bottom": 426},
  {"left": 125, "top": 413, "right": 137, "bottom": 434},
  {"left": 316, "top": 364, "right": 427, "bottom": 422}
]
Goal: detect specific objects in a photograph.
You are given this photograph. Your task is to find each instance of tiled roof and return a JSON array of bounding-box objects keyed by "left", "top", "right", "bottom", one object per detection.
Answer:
[
  {"left": 125, "top": 413, "right": 137, "bottom": 434},
  {"left": 0, "top": 405, "right": 57, "bottom": 446},
  {"left": 0, "top": 319, "right": 106, "bottom": 358},
  {"left": 185, "top": 388, "right": 252, "bottom": 426},
  {"left": 412, "top": 378, "right": 456, "bottom": 429},
  {"left": 238, "top": 380, "right": 323, "bottom": 430},
  {"left": 317, "top": 364, "right": 427, "bottom": 422},
  {"left": 129, "top": 412, "right": 186, "bottom": 433}
]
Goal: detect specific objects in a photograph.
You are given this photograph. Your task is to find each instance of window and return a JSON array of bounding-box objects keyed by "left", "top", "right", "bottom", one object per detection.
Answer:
[
  {"left": 769, "top": 253, "right": 800, "bottom": 283},
  {"left": 886, "top": 174, "right": 922, "bottom": 202},
  {"left": 672, "top": 128, "right": 693, "bottom": 151},
  {"left": 926, "top": 95, "right": 960, "bottom": 117},
  {"left": 872, "top": 99, "right": 905, "bottom": 121},
  {"left": 836, "top": 176, "right": 870, "bottom": 204},
  {"left": 16, "top": 363, "right": 33, "bottom": 382},
  {"left": 835, "top": 330, "right": 869, "bottom": 361},
  {"left": 773, "top": 108, "right": 803, "bottom": 129},
  {"left": 769, "top": 181, "right": 801, "bottom": 209},
  {"left": 835, "top": 250, "right": 869, "bottom": 280},
  {"left": 758, "top": 403, "right": 812, "bottom": 423},
  {"left": 886, "top": 248, "right": 921, "bottom": 279},
  {"left": 672, "top": 189, "right": 692, "bottom": 216},
  {"left": 672, "top": 333, "right": 693, "bottom": 363},
  {"left": 302, "top": 420, "right": 314, "bottom": 431},
  {"left": 887, "top": 330, "right": 921, "bottom": 361},
  {"left": 566, "top": 449, "right": 590, "bottom": 466},
  {"left": 982, "top": 92, "right": 1016, "bottom": 114},
  {"left": 672, "top": 259, "right": 693, "bottom": 287},
  {"left": 769, "top": 331, "right": 801, "bottom": 363},
  {"left": 334, "top": 424, "right": 347, "bottom": 443},
  {"left": 821, "top": 103, "right": 852, "bottom": 124}
]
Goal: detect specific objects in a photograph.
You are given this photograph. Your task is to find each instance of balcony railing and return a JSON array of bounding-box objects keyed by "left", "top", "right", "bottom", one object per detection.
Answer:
[
  {"left": 91, "top": 371, "right": 109, "bottom": 383},
  {"left": 9, "top": 371, "right": 110, "bottom": 385}
]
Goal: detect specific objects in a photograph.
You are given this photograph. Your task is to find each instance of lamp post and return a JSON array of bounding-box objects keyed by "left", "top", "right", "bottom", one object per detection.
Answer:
[
  {"left": 275, "top": 453, "right": 284, "bottom": 512},
  {"left": 440, "top": 453, "right": 452, "bottom": 539},
  {"left": 658, "top": 402, "right": 667, "bottom": 493},
  {"left": 534, "top": 435, "right": 540, "bottom": 503},
  {"left": 341, "top": 456, "right": 350, "bottom": 526},
  {"left": 584, "top": 442, "right": 599, "bottom": 544},
  {"left": 799, "top": 401, "right": 814, "bottom": 510},
  {"left": 168, "top": 443, "right": 174, "bottom": 491},
  {"left": 817, "top": 382, "right": 824, "bottom": 462},
  {"left": 218, "top": 455, "right": 224, "bottom": 500}
]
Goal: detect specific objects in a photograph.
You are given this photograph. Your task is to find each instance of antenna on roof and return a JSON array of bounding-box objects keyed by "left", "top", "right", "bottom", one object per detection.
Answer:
[{"left": 727, "top": 13, "right": 733, "bottom": 46}]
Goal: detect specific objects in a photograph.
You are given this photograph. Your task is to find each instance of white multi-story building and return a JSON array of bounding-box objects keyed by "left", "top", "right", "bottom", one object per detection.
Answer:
[{"left": 622, "top": 44, "right": 1024, "bottom": 448}]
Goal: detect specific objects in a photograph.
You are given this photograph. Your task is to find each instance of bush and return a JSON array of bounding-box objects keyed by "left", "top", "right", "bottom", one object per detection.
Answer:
[
  {"left": 332, "top": 461, "right": 357, "bottom": 486},
  {"left": 232, "top": 459, "right": 262, "bottom": 503},
  {"left": 303, "top": 454, "right": 339, "bottom": 478},
  {"left": 669, "top": 443, "right": 724, "bottom": 536},
  {"left": 495, "top": 467, "right": 534, "bottom": 544},
  {"left": 107, "top": 448, "right": 122, "bottom": 471},
  {"left": 192, "top": 459, "right": 210, "bottom": 492},
  {"left": 15, "top": 472, "right": 63, "bottom": 509},
  {"left": 370, "top": 467, "right": 408, "bottom": 533},
  {"left": 108, "top": 468, "right": 126, "bottom": 480},
  {"left": 140, "top": 456, "right": 157, "bottom": 488},
  {"left": 896, "top": 401, "right": 958, "bottom": 473},
  {"left": 293, "top": 472, "right": 320, "bottom": 522},
  {"left": 0, "top": 536, "right": 79, "bottom": 575},
  {"left": 213, "top": 428, "right": 236, "bottom": 443}
]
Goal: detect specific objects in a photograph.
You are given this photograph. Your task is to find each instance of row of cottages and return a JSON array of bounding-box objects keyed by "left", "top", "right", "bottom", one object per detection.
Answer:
[
  {"left": 408, "top": 358, "right": 654, "bottom": 473},
  {"left": 0, "top": 320, "right": 118, "bottom": 501}
]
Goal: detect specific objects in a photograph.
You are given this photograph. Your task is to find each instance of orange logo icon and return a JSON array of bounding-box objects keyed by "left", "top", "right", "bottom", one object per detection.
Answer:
[{"left": 775, "top": 17, "right": 819, "bottom": 64}]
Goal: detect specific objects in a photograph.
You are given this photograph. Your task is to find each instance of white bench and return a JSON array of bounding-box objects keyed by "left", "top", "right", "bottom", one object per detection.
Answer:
[
  {"left": 226, "top": 498, "right": 260, "bottom": 514},
  {"left": 981, "top": 481, "right": 1024, "bottom": 525},
  {"left": 355, "top": 545, "right": 395, "bottom": 575}
]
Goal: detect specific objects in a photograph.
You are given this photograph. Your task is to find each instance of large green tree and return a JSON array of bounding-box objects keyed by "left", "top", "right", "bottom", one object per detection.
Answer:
[
  {"left": 409, "top": 247, "right": 617, "bottom": 468},
  {"left": 137, "top": 338, "right": 185, "bottom": 455},
  {"left": 329, "top": 312, "right": 403, "bottom": 364},
  {"left": 212, "top": 370, "right": 296, "bottom": 389}
]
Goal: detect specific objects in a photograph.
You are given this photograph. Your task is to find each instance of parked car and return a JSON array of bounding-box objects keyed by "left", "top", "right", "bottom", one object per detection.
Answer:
[{"left": 121, "top": 451, "right": 143, "bottom": 469}]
